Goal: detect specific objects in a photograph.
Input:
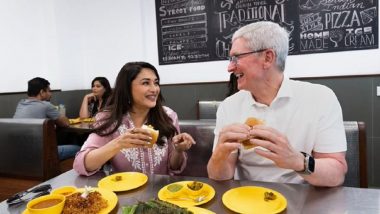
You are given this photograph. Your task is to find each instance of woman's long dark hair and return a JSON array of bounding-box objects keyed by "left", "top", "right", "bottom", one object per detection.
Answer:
[
  {"left": 227, "top": 73, "right": 239, "bottom": 97},
  {"left": 94, "top": 62, "right": 177, "bottom": 146},
  {"left": 91, "top": 77, "right": 112, "bottom": 115}
]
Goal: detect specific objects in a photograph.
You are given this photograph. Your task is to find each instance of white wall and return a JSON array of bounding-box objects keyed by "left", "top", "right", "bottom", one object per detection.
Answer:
[
  {"left": 0, "top": 0, "right": 60, "bottom": 92},
  {"left": 0, "top": 0, "right": 379, "bottom": 93}
]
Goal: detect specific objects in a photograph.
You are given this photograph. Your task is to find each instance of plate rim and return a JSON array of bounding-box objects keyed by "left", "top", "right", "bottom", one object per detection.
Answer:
[
  {"left": 187, "top": 206, "right": 216, "bottom": 214},
  {"left": 157, "top": 180, "right": 216, "bottom": 207},
  {"left": 97, "top": 171, "right": 148, "bottom": 192},
  {"left": 222, "top": 186, "right": 287, "bottom": 214}
]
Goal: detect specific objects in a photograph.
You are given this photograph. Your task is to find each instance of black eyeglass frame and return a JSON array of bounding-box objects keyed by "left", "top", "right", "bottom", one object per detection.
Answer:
[{"left": 228, "top": 49, "right": 267, "bottom": 65}]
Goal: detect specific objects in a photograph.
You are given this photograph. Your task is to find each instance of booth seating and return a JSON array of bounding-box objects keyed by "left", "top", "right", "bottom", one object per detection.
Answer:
[
  {"left": 179, "top": 120, "right": 368, "bottom": 188},
  {"left": 197, "top": 101, "right": 221, "bottom": 120},
  {"left": 0, "top": 118, "right": 367, "bottom": 200},
  {"left": 179, "top": 120, "right": 216, "bottom": 177},
  {"left": 0, "top": 118, "right": 74, "bottom": 201},
  {"left": 343, "top": 121, "right": 368, "bottom": 188},
  {"left": 0, "top": 118, "right": 69, "bottom": 180}
]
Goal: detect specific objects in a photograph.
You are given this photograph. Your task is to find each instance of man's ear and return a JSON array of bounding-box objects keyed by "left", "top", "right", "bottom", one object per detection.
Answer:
[
  {"left": 263, "top": 49, "right": 275, "bottom": 69},
  {"left": 39, "top": 89, "right": 45, "bottom": 96}
]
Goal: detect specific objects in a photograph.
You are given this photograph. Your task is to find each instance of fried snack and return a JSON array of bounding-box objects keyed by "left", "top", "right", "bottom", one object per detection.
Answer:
[
  {"left": 264, "top": 191, "right": 277, "bottom": 201},
  {"left": 62, "top": 191, "right": 107, "bottom": 214},
  {"left": 187, "top": 181, "right": 203, "bottom": 191},
  {"left": 142, "top": 125, "right": 159, "bottom": 148},
  {"left": 114, "top": 175, "right": 122, "bottom": 181},
  {"left": 241, "top": 117, "right": 264, "bottom": 149}
]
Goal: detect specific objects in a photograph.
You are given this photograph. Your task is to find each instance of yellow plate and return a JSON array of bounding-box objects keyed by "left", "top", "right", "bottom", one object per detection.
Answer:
[
  {"left": 187, "top": 206, "right": 215, "bottom": 214},
  {"left": 69, "top": 117, "right": 95, "bottom": 124},
  {"left": 22, "top": 187, "right": 117, "bottom": 214},
  {"left": 222, "top": 186, "right": 287, "bottom": 214},
  {"left": 158, "top": 181, "right": 215, "bottom": 207},
  {"left": 98, "top": 172, "right": 148, "bottom": 192}
]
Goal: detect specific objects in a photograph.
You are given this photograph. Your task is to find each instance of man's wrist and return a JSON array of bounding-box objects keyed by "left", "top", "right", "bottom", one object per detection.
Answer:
[{"left": 296, "top": 152, "right": 315, "bottom": 175}]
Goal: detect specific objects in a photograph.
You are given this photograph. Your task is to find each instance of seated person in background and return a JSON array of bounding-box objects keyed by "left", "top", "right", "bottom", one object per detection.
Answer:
[
  {"left": 207, "top": 21, "right": 347, "bottom": 187},
  {"left": 74, "top": 62, "right": 195, "bottom": 176},
  {"left": 79, "top": 77, "right": 112, "bottom": 119},
  {"left": 13, "top": 77, "right": 80, "bottom": 160}
]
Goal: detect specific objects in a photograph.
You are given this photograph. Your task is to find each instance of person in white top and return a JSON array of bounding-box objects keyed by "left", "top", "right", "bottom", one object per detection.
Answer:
[{"left": 207, "top": 21, "right": 347, "bottom": 187}]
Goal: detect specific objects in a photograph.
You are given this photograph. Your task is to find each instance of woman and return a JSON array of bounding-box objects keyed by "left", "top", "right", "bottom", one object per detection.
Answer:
[
  {"left": 73, "top": 62, "right": 195, "bottom": 176},
  {"left": 79, "top": 77, "right": 112, "bottom": 119}
]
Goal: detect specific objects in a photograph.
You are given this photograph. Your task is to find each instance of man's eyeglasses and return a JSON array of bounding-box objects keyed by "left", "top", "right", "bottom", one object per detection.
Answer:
[{"left": 228, "top": 49, "right": 267, "bottom": 65}]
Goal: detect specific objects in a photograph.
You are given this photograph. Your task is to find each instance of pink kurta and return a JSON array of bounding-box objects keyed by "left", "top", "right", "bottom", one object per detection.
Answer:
[{"left": 73, "top": 107, "right": 187, "bottom": 176}]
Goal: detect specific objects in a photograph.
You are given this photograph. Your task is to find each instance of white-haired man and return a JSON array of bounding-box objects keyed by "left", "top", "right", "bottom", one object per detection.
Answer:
[{"left": 207, "top": 21, "right": 347, "bottom": 187}]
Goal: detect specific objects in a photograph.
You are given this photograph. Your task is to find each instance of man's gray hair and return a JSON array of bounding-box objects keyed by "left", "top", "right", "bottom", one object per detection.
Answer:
[{"left": 232, "top": 21, "right": 289, "bottom": 71}]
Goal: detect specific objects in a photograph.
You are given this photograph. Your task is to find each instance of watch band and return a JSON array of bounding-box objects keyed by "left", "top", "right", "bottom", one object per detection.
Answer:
[{"left": 296, "top": 152, "right": 315, "bottom": 175}]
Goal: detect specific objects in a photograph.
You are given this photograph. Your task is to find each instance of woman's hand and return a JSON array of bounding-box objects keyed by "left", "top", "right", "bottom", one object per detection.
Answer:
[
  {"left": 172, "top": 133, "right": 196, "bottom": 152},
  {"left": 85, "top": 93, "right": 96, "bottom": 103},
  {"left": 112, "top": 128, "right": 153, "bottom": 149}
]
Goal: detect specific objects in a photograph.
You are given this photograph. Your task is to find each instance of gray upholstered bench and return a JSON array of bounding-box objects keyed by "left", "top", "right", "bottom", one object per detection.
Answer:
[{"left": 0, "top": 118, "right": 61, "bottom": 181}]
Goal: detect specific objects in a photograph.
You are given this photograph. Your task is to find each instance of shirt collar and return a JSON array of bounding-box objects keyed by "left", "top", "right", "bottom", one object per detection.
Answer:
[{"left": 244, "top": 76, "right": 293, "bottom": 107}]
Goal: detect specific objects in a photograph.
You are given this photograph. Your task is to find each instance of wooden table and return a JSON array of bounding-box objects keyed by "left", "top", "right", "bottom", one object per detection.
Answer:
[{"left": 1, "top": 170, "right": 380, "bottom": 214}]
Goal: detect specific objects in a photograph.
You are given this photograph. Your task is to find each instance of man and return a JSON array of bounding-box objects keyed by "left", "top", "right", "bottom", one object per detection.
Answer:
[
  {"left": 14, "top": 77, "right": 79, "bottom": 160},
  {"left": 207, "top": 21, "right": 347, "bottom": 187}
]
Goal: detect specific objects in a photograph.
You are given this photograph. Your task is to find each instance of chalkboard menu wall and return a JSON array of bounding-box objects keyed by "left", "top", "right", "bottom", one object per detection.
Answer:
[{"left": 155, "top": 0, "right": 378, "bottom": 65}]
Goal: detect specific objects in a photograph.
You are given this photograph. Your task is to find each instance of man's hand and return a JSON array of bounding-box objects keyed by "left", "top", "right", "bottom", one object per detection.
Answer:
[{"left": 247, "top": 125, "right": 304, "bottom": 171}]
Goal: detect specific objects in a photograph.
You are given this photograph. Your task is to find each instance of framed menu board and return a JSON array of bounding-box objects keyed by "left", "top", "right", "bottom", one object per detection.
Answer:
[{"left": 155, "top": 0, "right": 378, "bottom": 65}]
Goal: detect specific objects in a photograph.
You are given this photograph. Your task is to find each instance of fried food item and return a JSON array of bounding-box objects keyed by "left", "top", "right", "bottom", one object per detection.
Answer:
[
  {"left": 241, "top": 117, "right": 264, "bottom": 149},
  {"left": 142, "top": 125, "right": 159, "bottom": 148},
  {"left": 62, "top": 191, "right": 107, "bottom": 214},
  {"left": 187, "top": 181, "right": 203, "bottom": 191},
  {"left": 114, "top": 175, "right": 122, "bottom": 181},
  {"left": 264, "top": 191, "right": 277, "bottom": 201}
]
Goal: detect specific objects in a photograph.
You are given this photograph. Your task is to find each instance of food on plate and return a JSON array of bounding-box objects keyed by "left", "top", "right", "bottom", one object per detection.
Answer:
[
  {"left": 187, "top": 181, "right": 203, "bottom": 191},
  {"left": 264, "top": 191, "right": 277, "bottom": 201},
  {"left": 240, "top": 117, "right": 264, "bottom": 149},
  {"left": 113, "top": 175, "right": 122, "bottom": 181},
  {"left": 69, "top": 117, "right": 95, "bottom": 124},
  {"left": 167, "top": 183, "right": 184, "bottom": 193},
  {"left": 62, "top": 191, "right": 107, "bottom": 214},
  {"left": 142, "top": 124, "right": 159, "bottom": 147},
  {"left": 121, "top": 199, "right": 193, "bottom": 214}
]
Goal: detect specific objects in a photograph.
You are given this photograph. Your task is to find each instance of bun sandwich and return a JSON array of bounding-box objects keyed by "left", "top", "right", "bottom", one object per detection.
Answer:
[
  {"left": 142, "top": 125, "right": 159, "bottom": 148},
  {"left": 241, "top": 117, "right": 264, "bottom": 149}
]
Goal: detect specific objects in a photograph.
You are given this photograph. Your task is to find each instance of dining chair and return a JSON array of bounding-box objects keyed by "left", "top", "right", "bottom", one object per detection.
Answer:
[{"left": 343, "top": 121, "right": 368, "bottom": 188}]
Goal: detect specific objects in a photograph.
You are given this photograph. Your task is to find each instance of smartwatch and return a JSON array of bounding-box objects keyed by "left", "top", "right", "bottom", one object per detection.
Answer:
[{"left": 296, "top": 152, "right": 315, "bottom": 175}]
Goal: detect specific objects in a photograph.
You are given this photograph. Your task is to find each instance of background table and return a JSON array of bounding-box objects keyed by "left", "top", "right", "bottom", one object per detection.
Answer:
[{"left": 1, "top": 170, "right": 380, "bottom": 214}]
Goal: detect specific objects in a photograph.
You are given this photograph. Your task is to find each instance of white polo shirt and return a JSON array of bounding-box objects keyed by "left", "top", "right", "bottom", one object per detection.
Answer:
[{"left": 213, "top": 77, "right": 347, "bottom": 184}]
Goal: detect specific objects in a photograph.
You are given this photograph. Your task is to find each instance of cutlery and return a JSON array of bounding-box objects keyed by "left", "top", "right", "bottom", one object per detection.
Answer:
[{"left": 6, "top": 184, "right": 52, "bottom": 206}]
